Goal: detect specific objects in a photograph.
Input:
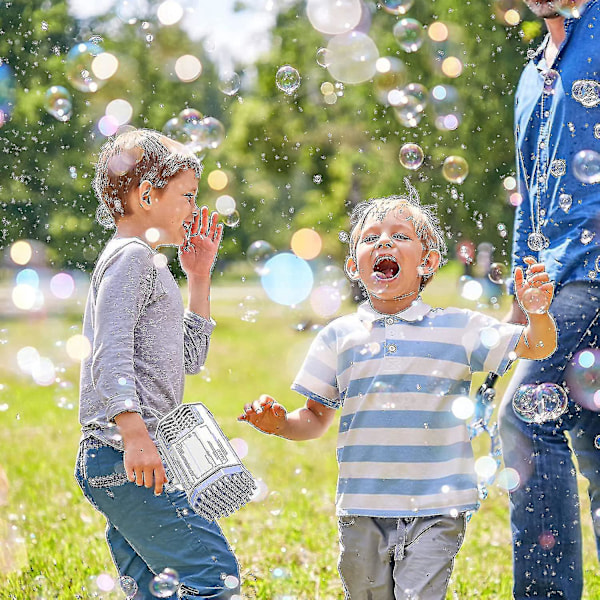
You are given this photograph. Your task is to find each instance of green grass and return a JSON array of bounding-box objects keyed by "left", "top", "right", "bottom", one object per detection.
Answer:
[{"left": 0, "top": 265, "right": 599, "bottom": 599}]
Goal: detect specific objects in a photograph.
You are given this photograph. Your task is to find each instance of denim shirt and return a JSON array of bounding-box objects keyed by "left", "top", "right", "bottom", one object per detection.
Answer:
[{"left": 510, "top": 0, "right": 600, "bottom": 293}]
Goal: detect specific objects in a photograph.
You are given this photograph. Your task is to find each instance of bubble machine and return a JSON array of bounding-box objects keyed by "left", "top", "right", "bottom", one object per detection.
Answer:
[{"left": 155, "top": 403, "right": 256, "bottom": 521}]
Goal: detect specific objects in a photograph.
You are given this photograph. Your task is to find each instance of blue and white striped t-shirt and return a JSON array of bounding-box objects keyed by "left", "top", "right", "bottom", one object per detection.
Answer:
[{"left": 292, "top": 299, "right": 524, "bottom": 518}]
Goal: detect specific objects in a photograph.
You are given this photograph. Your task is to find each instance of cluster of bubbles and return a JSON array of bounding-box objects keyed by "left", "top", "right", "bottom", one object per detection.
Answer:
[
  {"left": 512, "top": 383, "right": 569, "bottom": 423},
  {"left": 163, "top": 108, "right": 226, "bottom": 154}
]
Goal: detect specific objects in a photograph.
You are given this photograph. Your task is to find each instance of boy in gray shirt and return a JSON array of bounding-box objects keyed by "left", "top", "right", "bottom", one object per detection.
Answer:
[{"left": 75, "top": 129, "right": 239, "bottom": 599}]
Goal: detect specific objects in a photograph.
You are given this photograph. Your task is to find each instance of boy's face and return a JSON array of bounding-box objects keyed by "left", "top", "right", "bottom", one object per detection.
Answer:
[
  {"left": 347, "top": 209, "right": 438, "bottom": 312},
  {"left": 151, "top": 169, "right": 199, "bottom": 247}
]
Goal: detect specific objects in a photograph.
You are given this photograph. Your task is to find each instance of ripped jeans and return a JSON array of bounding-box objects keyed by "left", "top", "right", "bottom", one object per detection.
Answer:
[{"left": 75, "top": 438, "right": 240, "bottom": 600}]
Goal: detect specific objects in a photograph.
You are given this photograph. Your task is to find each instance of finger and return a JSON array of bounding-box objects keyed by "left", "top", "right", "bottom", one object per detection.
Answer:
[
  {"left": 525, "top": 263, "right": 546, "bottom": 275},
  {"left": 272, "top": 404, "right": 285, "bottom": 418},
  {"left": 144, "top": 469, "right": 154, "bottom": 489},
  {"left": 527, "top": 272, "right": 550, "bottom": 286},
  {"left": 198, "top": 206, "right": 209, "bottom": 236},
  {"left": 213, "top": 223, "right": 224, "bottom": 246},
  {"left": 523, "top": 256, "right": 536, "bottom": 265},
  {"left": 207, "top": 211, "right": 219, "bottom": 239},
  {"left": 252, "top": 400, "right": 263, "bottom": 414},
  {"left": 134, "top": 469, "right": 144, "bottom": 486},
  {"left": 154, "top": 467, "right": 167, "bottom": 496},
  {"left": 189, "top": 210, "right": 200, "bottom": 237},
  {"left": 540, "top": 282, "right": 555, "bottom": 298},
  {"left": 259, "top": 394, "right": 274, "bottom": 408},
  {"left": 514, "top": 266, "right": 524, "bottom": 291},
  {"left": 237, "top": 413, "right": 248, "bottom": 421}
]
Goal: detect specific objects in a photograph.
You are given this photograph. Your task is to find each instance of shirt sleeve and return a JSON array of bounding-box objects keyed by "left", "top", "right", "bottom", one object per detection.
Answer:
[
  {"left": 291, "top": 326, "right": 341, "bottom": 409},
  {"left": 91, "top": 244, "right": 155, "bottom": 422},
  {"left": 183, "top": 311, "right": 215, "bottom": 375},
  {"left": 463, "top": 311, "right": 525, "bottom": 376}
]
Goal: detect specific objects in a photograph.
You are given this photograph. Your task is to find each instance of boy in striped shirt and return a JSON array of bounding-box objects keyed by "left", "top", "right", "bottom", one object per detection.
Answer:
[{"left": 239, "top": 180, "right": 556, "bottom": 600}]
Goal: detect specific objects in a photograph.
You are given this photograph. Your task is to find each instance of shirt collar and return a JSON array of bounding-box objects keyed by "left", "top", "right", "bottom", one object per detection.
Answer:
[{"left": 356, "top": 298, "right": 432, "bottom": 323}]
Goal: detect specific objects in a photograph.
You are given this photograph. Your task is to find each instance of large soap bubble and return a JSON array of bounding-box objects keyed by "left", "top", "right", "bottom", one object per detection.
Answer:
[
  {"left": 44, "top": 86, "right": 73, "bottom": 122},
  {"left": 194, "top": 117, "right": 225, "bottom": 150},
  {"left": 261, "top": 253, "right": 314, "bottom": 306},
  {"left": 247, "top": 240, "right": 276, "bottom": 275},
  {"left": 306, "top": 0, "right": 362, "bottom": 35},
  {"left": 399, "top": 144, "right": 424, "bottom": 170},
  {"left": 149, "top": 568, "right": 180, "bottom": 598},
  {"left": 327, "top": 31, "right": 379, "bottom": 85},
  {"left": 512, "top": 383, "right": 569, "bottom": 423},
  {"left": 566, "top": 348, "right": 600, "bottom": 411},
  {"left": 66, "top": 41, "right": 106, "bottom": 92}
]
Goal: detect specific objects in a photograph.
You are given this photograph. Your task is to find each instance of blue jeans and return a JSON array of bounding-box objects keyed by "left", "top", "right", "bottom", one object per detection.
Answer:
[
  {"left": 75, "top": 438, "right": 240, "bottom": 599},
  {"left": 499, "top": 281, "right": 600, "bottom": 599}
]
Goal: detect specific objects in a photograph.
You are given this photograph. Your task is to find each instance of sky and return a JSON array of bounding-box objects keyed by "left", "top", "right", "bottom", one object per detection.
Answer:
[{"left": 67, "top": 0, "right": 285, "bottom": 71}]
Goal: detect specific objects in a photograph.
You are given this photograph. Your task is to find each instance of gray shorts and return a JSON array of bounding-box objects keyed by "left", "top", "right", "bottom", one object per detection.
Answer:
[{"left": 337, "top": 514, "right": 467, "bottom": 600}]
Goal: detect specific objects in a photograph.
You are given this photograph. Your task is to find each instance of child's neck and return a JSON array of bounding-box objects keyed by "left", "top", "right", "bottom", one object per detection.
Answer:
[{"left": 367, "top": 290, "right": 420, "bottom": 315}]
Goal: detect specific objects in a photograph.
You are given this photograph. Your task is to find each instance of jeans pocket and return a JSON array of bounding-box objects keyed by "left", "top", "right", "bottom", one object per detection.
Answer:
[{"left": 83, "top": 443, "right": 128, "bottom": 489}]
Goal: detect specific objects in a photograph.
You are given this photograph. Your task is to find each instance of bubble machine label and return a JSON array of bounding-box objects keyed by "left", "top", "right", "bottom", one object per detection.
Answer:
[{"left": 155, "top": 403, "right": 256, "bottom": 521}]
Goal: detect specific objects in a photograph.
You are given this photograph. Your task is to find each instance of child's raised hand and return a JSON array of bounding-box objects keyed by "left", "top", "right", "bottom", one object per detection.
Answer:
[
  {"left": 238, "top": 394, "right": 287, "bottom": 435},
  {"left": 514, "top": 256, "right": 555, "bottom": 316},
  {"left": 179, "top": 206, "right": 223, "bottom": 277}
]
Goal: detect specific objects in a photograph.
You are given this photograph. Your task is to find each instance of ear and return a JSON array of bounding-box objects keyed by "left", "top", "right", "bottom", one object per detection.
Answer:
[
  {"left": 345, "top": 256, "right": 360, "bottom": 281},
  {"left": 138, "top": 180, "right": 153, "bottom": 210},
  {"left": 418, "top": 250, "right": 440, "bottom": 276}
]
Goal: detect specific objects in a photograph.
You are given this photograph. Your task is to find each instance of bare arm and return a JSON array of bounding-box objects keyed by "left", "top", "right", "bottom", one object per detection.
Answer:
[
  {"left": 114, "top": 411, "right": 168, "bottom": 495},
  {"left": 238, "top": 394, "right": 337, "bottom": 441}
]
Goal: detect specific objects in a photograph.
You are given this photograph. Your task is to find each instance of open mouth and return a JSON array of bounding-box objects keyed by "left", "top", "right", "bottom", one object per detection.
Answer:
[{"left": 373, "top": 255, "right": 400, "bottom": 281}]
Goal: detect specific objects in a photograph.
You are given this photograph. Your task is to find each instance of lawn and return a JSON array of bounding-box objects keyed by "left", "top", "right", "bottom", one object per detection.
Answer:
[{"left": 0, "top": 263, "right": 599, "bottom": 599}]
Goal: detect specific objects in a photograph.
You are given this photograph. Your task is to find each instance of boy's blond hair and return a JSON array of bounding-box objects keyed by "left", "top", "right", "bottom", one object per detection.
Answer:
[
  {"left": 92, "top": 128, "right": 202, "bottom": 229},
  {"left": 347, "top": 179, "right": 447, "bottom": 290}
]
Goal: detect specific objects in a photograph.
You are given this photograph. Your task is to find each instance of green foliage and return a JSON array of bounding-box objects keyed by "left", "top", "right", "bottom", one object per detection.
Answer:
[{"left": 0, "top": 0, "right": 543, "bottom": 271}]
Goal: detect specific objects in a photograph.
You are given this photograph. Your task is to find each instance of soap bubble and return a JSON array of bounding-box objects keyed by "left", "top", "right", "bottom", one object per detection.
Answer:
[
  {"left": 194, "top": 117, "right": 225, "bottom": 150},
  {"left": 488, "top": 263, "right": 506, "bottom": 285},
  {"left": 392, "top": 84, "right": 427, "bottom": 127},
  {"left": 399, "top": 143, "right": 424, "bottom": 170},
  {"left": 66, "top": 41, "right": 105, "bottom": 92},
  {"left": 513, "top": 383, "right": 569, "bottom": 423},
  {"left": 0, "top": 62, "right": 16, "bottom": 126},
  {"left": 275, "top": 65, "right": 301, "bottom": 95},
  {"left": 573, "top": 149, "right": 600, "bottom": 184},
  {"left": 44, "top": 86, "right": 73, "bottom": 122},
  {"left": 306, "top": 0, "right": 362, "bottom": 35},
  {"left": 224, "top": 210, "right": 240, "bottom": 228},
  {"left": 238, "top": 296, "right": 260, "bottom": 323},
  {"left": 317, "top": 265, "right": 351, "bottom": 300},
  {"left": 247, "top": 240, "right": 276, "bottom": 275},
  {"left": 261, "top": 253, "right": 314, "bottom": 306},
  {"left": 535, "top": 383, "right": 569, "bottom": 422},
  {"left": 374, "top": 57, "right": 407, "bottom": 104},
  {"left": 430, "top": 84, "right": 462, "bottom": 131},
  {"left": 116, "top": 0, "right": 146, "bottom": 24},
  {"left": 555, "top": 194, "right": 572, "bottom": 215},
  {"left": 215, "top": 194, "right": 236, "bottom": 216},
  {"left": 310, "top": 285, "right": 342, "bottom": 317},
  {"left": 218, "top": 71, "right": 241, "bottom": 96},
  {"left": 393, "top": 18, "right": 424, "bottom": 53},
  {"left": 552, "top": 0, "right": 584, "bottom": 17},
  {"left": 316, "top": 47, "right": 331, "bottom": 68},
  {"left": 512, "top": 384, "right": 538, "bottom": 423},
  {"left": 566, "top": 348, "right": 600, "bottom": 411},
  {"left": 149, "top": 568, "right": 179, "bottom": 597},
  {"left": 380, "top": 0, "right": 414, "bottom": 15},
  {"left": 162, "top": 117, "right": 188, "bottom": 144},
  {"left": 520, "top": 287, "right": 548, "bottom": 314},
  {"left": 442, "top": 156, "right": 469, "bottom": 184},
  {"left": 326, "top": 31, "right": 379, "bottom": 85}
]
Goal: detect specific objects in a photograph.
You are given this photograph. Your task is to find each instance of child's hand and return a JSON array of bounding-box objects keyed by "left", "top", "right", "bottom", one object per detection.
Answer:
[
  {"left": 515, "top": 256, "right": 555, "bottom": 315},
  {"left": 238, "top": 394, "right": 287, "bottom": 435},
  {"left": 123, "top": 437, "right": 168, "bottom": 496},
  {"left": 179, "top": 206, "right": 223, "bottom": 278}
]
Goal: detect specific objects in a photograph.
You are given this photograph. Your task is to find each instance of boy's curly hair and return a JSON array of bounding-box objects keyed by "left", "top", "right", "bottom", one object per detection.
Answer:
[
  {"left": 92, "top": 128, "right": 202, "bottom": 229},
  {"left": 347, "top": 178, "right": 448, "bottom": 290}
]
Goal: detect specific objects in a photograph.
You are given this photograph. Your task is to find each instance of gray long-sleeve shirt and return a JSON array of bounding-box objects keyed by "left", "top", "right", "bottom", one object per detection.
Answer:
[{"left": 78, "top": 237, "right": 214, "bottom": 449}]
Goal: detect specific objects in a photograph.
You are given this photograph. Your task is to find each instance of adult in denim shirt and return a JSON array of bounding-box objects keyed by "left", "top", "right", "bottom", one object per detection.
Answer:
[{"left": 499, "top": 1, "right": 600, "bottom": 598}]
